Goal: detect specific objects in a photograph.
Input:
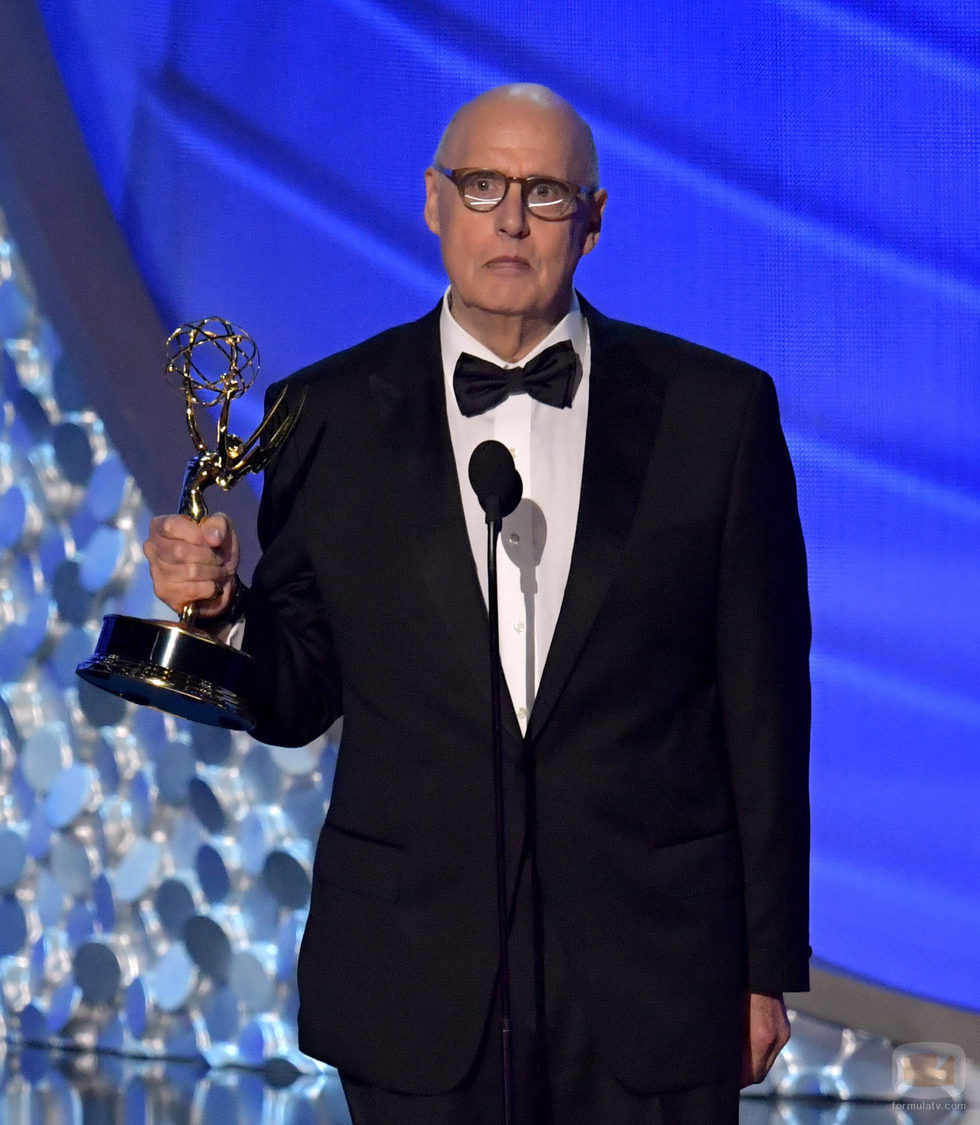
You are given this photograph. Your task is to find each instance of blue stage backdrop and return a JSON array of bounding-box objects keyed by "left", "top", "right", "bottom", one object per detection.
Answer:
[{"left": 34, "top": 0, "right": 980, "bottom": 1011}]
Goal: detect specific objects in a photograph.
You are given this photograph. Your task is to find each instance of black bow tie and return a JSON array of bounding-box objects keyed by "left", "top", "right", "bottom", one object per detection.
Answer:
[{"left": 453, "top": 340, "right": 580, "bottom": 418}]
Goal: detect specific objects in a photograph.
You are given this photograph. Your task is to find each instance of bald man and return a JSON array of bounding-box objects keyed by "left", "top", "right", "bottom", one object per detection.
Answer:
[{"left": 146, "top": 85, "right": 810, "bottom": 1124}]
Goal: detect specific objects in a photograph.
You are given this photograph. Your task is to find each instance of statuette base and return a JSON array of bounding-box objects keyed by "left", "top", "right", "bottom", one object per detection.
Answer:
[{"left": 76, "top": 615, "right": 255, "bottom": 731}]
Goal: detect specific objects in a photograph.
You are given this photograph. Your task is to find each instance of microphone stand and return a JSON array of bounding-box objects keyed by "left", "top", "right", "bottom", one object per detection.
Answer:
[
  {"left": 469, "top": 438, "right": 522, "bottom": 1125},
  {"left": 484, "top": 496, "right": 517, "bottom": 1125}
]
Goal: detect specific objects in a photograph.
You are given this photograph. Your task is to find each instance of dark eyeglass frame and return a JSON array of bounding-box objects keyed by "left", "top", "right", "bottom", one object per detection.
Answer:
[{"left": 435, "top": 164, "right": 597, "bottom": 220}]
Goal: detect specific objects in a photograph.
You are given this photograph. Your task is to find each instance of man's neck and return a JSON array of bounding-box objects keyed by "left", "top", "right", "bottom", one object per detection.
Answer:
[{"left": 447, "top": 292, "right": 570, "bottom": 363}]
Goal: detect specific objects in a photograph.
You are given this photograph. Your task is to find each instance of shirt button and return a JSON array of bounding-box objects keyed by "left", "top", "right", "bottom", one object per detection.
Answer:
[
  {"left": 514, "top": 621, "right": 525, "bottom": 634},
  {"left": 517, "top": 707, "right": 528, "bottom": 721},
  {"left": 508, "top": 532, "right": 520, "bottom": 545}
]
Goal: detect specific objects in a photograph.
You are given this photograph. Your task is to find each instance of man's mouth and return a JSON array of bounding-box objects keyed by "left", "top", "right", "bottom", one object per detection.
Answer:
[{"left": 485, "top": 256, "right": 531, "bottom": 269}]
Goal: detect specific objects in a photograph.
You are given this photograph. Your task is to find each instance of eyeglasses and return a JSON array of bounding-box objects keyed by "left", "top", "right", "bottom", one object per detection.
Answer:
[{"left": 435, "top": 165, "right": 596, "bottom": 221}]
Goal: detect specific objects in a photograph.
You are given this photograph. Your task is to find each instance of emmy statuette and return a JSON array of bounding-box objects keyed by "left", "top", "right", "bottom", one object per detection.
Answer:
[{"left": 76, "top": 318, "right": 302, "bottom": 731}]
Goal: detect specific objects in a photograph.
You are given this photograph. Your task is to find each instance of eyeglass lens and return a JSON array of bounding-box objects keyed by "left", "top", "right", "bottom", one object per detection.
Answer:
[{"left": 458, "top": 171, "right": 577, "bottom": 219}]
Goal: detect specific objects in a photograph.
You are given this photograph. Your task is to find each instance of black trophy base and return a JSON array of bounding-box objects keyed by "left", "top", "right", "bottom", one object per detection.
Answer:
[{"left": 76, "top": 614, "right": 256, "bottom": 731}]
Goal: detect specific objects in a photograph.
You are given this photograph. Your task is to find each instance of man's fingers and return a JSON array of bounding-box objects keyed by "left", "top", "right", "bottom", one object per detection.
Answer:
[
  {"left": 150, "top": 576, "right": 230, "bottom": 618},
  {"left": 143, "top": 511, "right": 239, "bottom": 617},
  {"left": 145, "top": 537, "right": 219, "bottom": 576},
  {"left": 741, "top": 992, "right": 790, "bottom": 1087},
  {"left": 753, "top": 1038, "right": 784, "bottom": 1083},
  {"left": 150, "top": 513, "right": 206, "bottom": 543},
  {"left": 176, "top": 579, "right": 223, "bottom": 605},
  {"left": 200, "top": 514, "right": 241, "bottom": 571},
  {"left": 201, "top": 513, "right": 231, "bottom": 547},
  {"left": 148, "top": 513, "right": 235, "bottom": 551}
]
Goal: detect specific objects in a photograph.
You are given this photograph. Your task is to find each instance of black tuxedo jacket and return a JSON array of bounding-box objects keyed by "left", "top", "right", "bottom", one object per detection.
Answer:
[{"left": 243, "top": 297, "right": 811, "bottom": 1095}]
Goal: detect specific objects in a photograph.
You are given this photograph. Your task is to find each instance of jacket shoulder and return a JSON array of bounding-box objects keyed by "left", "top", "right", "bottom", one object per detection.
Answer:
[
  {"left": 254, "top": 304, "right": 441, "bottom": 537},
  {"left": 271, "top": 304, "right": 441, "bottom": 401},
  {"left": 581, "top": 296, "right": 771, "bottom": 393}
]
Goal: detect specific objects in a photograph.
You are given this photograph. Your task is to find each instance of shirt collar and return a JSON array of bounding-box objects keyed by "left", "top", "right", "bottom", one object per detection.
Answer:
[{"left": 439, "top": 289, "right": 588, "bottom": 379}]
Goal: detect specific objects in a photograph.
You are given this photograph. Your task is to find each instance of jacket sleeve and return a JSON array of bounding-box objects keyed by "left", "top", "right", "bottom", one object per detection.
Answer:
[
  {"left": 716, "top": 371, "right": 811, "bottom": 993},
  {"left": 241, "top": 378, "right": 344, "bottom": 747}
]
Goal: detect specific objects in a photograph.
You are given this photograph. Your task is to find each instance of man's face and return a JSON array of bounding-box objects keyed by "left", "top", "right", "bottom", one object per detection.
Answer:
[{"left": 424, "top": 96, "right": 606, "bottom": 342}]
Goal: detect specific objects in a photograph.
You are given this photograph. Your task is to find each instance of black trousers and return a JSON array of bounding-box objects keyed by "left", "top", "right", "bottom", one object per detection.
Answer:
[
  {"left": 342, "top": 1063, "right": 738, "bottom": 1125},
  {"left": 340, "top": 847, "right": 740, "bottom": 1124}
]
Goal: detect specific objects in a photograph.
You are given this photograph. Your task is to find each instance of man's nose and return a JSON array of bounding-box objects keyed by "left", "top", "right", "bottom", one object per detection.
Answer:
[{"left": 495, "top": 181, "right": 530, "bottom": 237}]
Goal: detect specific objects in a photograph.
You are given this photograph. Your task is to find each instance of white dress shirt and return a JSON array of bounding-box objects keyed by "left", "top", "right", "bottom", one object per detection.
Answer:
[{"left": 441, "top": 293, "right": 591, "bottom": 732}]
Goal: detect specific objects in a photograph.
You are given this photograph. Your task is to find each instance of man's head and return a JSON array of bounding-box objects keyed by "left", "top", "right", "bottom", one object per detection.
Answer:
[{"left": 424, "top": 84, "right": 606, "bottom": 358}]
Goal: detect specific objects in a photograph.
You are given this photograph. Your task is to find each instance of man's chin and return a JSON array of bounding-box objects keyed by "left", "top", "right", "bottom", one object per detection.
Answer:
[{"left": 454, "top": 288, "right": 556, "bottom": 322}]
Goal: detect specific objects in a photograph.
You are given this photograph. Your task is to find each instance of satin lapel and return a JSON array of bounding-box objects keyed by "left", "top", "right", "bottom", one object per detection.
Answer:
[
  {"left": 527, "top": 300, "right": 666, "bottom": 742},
  {"left": 369, "top": 308, "right": 523, "bottom": 745}
]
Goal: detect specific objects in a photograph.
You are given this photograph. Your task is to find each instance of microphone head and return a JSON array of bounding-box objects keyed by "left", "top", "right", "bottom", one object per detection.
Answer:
[{"left": 468, "top": 440, "right": 523, "bottom": 522}]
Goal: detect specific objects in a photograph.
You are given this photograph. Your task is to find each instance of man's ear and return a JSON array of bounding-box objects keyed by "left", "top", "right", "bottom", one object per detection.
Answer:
[
  {"left": 423, "top": 167, "right": 441, "bottom": 236},
  {"left": 581, "top": 188, "right": 607, "bottom": 256}
]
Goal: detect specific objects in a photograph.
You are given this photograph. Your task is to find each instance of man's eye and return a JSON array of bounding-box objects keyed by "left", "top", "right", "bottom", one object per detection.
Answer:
[
  {"left": 529, "top": 180, "right": 565, "bottom": 202},
  {"left": 464, "top": 174, "right": 501, "bottom": 198}
]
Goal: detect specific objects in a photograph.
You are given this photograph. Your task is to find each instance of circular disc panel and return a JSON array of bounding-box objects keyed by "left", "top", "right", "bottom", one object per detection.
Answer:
[
  {"left": 183, "top": 914, "right": 231, "bottom": 982},
  {"left": 74, "top": 940, "right": 122, "bottom": 1003},
  {"left": 43, "top": 763, "right": 100, "bottom": 828},
  {"left": 21, "top": 723, "right": 71, "bottom": 793},
  {"left": 262, "top": 847, "right": 311, "bottom": 911},
  {"left": 112, "top": 836, "right": 162, "bottom": 903},
  {"left": 0, "top": 828, "right": 28, "bottom": 891}
]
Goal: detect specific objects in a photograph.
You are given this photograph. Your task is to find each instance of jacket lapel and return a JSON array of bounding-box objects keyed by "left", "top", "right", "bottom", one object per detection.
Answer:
[
  {"left": 368, "top": 306, "right": 523, "bottom": 745},
  {"left": 527, "top": 299, "right": 666, "bottom": 741}
]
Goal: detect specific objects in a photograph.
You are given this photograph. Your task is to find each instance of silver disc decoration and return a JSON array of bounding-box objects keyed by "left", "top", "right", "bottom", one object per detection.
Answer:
[{"left": 0, "top": 212, "right": 337, "bottom": 1076}]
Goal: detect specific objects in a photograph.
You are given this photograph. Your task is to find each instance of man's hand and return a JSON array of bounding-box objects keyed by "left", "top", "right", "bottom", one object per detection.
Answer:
[
  {"left": 740, "top": 991, "right": 790, "bottom": 1088},
  {"left": 144, "top": 513, "right": 240, "bottom": 623}
]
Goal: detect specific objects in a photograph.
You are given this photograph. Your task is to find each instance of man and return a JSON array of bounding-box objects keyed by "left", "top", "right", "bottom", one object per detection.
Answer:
[{"left": 145, "top": 84, "right": 810, "bottom": 1124}]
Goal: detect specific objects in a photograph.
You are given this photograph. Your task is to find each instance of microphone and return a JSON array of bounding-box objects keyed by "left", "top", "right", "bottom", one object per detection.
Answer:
[
  {"left": 467, "top": 437, "right": 523, "bottom": 1124},
  {"left": 468, "top": 440, "right": 523, "bottom": 526}
]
